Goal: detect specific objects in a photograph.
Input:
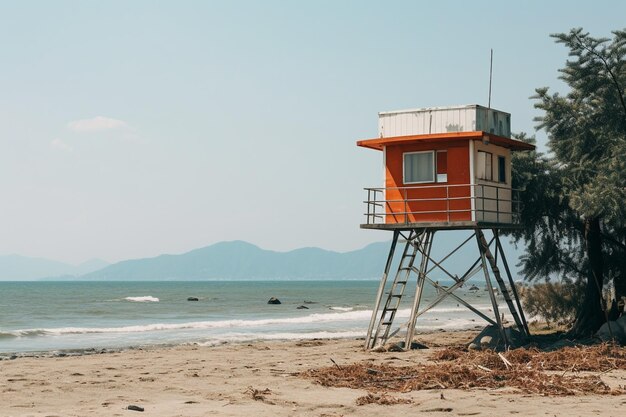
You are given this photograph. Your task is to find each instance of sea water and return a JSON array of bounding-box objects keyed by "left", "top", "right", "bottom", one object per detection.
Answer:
[{"left": 0, "top": 280, "right": 499, "bottom": 354}]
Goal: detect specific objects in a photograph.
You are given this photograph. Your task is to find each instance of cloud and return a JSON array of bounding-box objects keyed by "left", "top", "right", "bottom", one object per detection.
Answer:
[
  {"left": 50, "top": 138, "right": 73, "bottom": 152},
  {"left": 67, "top": 116, "right": 128, "bottom": 133}
]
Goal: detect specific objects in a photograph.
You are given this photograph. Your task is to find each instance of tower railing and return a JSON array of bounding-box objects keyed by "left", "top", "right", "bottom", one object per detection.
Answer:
[{"left": 363, "top": 183, "right": 521, "bottom": 226}]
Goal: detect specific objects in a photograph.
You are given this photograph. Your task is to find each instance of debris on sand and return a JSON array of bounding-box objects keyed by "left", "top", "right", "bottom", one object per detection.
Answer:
[
  {"left": 355, "top": 392, "right": 412, "bottom": 406},
  {"left": 244, "top": 386, "right": 275, "bottom": 404},
  {"left": 303, "top": 343, "right": 626, "bottom": 396}
]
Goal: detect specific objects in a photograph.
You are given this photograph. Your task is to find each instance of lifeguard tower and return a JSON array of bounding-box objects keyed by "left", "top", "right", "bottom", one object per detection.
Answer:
[{"left": 358, "top": 104, "right": 535, "bottom": 350}]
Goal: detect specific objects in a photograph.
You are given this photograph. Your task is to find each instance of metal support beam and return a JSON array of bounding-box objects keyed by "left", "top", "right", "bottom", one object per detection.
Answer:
[
  {"left": 425, "top": 277, "right": 497, "bottom": 325},
  {"left": 414, "top": 266, "right": 495, "bottom": 325},
  {"left": 475, "top": 230, "right": 509, "bottom": 347},
  {"left": 404, "top": 230, "right": 433, "bottom": 348},
  {"left": 365, "top": 230, "right": 399, "bottom": 349},
  {"left": 495, "top": 231, "right": 530, "bottom": 336},
  {"left": 425, "top": 232, "right": 475, "bottom": 275},
  {"left": 365, "top": 228, "right": 526, "bottom": 351}
]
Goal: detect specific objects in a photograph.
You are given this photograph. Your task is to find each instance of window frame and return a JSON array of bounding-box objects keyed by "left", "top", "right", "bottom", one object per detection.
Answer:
[
  {"left": 436, "top": 150, "right": 448, "bottom": 183},
  {"left": 497, "top": 155, "right": 506, "bottom": 183},
  {"left": 477, "top": 150, "right": 493, "bottom": 181},
  {"left": 403, "top": 150, "right": 436, "bottom": 184}
]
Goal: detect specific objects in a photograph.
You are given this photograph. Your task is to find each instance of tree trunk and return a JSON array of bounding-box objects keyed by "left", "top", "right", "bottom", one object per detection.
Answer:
[{"left": 568, "top": 217, "right": 606, "bottom": 337}]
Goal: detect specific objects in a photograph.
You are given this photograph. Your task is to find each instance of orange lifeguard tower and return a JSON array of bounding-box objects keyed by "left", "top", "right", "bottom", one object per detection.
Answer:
[{"left": 358, "top": 104, "right": 535, "bottom": 350}]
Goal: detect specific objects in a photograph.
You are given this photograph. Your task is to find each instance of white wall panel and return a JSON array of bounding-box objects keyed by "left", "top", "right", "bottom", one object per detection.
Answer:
[{"left": 378, "top": 105, "right": 511, "bottom": 138}]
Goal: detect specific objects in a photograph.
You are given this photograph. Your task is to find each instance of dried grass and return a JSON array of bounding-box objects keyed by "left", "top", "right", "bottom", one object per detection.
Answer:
[
  {"left": 303, "top": 343, "right": 626, "bottom": 396},
  {"left": 433, "top": 343, "right": 626, "bottom": 372}
]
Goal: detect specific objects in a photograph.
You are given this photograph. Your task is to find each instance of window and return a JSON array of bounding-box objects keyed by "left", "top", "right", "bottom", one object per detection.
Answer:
[
  {"left": 436, "top": 150, "right": 448, "bottom": 183},
  {"left": 498, "top": 155, "right": 506, "bottom": 183},
  {"left": 476, "top": 151, "right": 493, "bottom": 180},
  {"left": 404, "top": 151, "right": 434, "bottom": 184}
]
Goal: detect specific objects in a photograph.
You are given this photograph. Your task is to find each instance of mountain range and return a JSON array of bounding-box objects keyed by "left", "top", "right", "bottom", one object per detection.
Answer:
[
  {"left": 81, "top": 240, "right": 390, "bottom": 281},
  {"left": 1, "top": 238, "right": 524, "bottom": 281},
  {"left": 0, "top": 241, "right": 391, "bottom": 281}
]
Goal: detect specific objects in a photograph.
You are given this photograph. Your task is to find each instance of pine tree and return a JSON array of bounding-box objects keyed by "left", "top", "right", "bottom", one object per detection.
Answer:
[{"left": 512, "top": 28, "right": 626, "bottom": 336}]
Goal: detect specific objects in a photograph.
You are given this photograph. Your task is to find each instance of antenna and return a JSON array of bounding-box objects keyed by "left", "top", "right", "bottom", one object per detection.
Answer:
[{"left": 488, "top": 49, "right": 493, "bottom": 108}]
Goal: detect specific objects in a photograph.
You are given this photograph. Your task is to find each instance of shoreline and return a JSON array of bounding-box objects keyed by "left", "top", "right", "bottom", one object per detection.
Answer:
[{"left": 0, "top": 326, "right": 487, "bottom": 360}]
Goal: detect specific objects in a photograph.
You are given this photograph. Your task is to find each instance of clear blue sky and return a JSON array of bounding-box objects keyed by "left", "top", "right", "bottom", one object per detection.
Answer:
[{"left": 1, "top": 1, "right": 624, "bottom": 264}]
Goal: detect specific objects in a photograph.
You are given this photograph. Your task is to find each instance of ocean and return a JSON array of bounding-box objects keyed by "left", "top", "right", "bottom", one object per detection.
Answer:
[{"left": 0, "top": 280, "right": 499, "bottom": 355}]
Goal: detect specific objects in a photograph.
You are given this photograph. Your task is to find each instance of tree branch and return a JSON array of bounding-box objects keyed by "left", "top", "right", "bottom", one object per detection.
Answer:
[{"left": 572, "top": 33, "right": 626, "bottom": 127}]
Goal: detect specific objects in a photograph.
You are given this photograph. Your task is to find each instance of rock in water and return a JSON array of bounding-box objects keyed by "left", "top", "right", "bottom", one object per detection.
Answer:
[
  {"left": 267, "top": 297, "right": 281, "bottom": 305},
  {"left": 296, "top": 305, "right": 309, "bottom": 309},
  {"left": 187, "top": 297, "right": 199, "bottom": 301}
]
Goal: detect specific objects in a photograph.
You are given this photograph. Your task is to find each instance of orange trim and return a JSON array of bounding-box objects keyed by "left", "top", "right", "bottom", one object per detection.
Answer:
[{"left": 357, "top": 131, "right": 535, "bottom": 152}]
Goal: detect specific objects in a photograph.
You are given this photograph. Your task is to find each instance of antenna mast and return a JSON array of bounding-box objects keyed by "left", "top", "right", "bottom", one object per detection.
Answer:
[{"left": 488, "top": 49, "right": 493, "bottom": 108}]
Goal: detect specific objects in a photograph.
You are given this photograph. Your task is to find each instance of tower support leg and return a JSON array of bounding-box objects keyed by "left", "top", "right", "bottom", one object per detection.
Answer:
[
  {"left": 476, "top": 229, "right": 508, "bottom": 347},
  {"left": 404, "top": 230, "right": 434, "bottom": 348},
  {"left": 365, "top": 228, "right": 529, "bottom": 350},
  {"left": 365, "top": 230, "right": 400, "bottom": 349},
  {"left": 495, "top": 231, "right": 530, "bottom": 337}
]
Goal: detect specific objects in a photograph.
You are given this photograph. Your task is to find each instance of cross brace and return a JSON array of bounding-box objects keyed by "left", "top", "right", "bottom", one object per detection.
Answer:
[{"left": 364, "top": 228, "right": 529, "bottom": 350}]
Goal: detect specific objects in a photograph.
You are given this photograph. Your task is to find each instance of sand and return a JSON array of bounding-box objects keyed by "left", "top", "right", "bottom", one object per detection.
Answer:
[{"left": 1, "top": 331, "right": 625, "bottom": 417}]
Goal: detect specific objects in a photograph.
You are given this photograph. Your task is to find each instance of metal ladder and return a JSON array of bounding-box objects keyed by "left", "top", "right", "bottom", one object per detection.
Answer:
[{"left": 365, "top": 230, "right": 422, "bottom": 349}]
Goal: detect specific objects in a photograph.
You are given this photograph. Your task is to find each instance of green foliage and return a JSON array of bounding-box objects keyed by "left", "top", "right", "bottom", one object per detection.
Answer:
[
  {"left": 519, "top": 281, "right": 584, "bottom": 326},
  {"left": 511, "top": 28, "right": 626, "bottom": 334},
  {"left": 533, "top": 29, "right": 626, "bottom": 226},
  {"left": 510, "top": 133, "right": 585, "bottom": 282}
]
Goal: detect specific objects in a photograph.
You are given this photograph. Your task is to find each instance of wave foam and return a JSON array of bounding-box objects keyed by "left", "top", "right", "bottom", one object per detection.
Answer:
[
  {"left": 3, "top": 304, "right": 501, "bottom": 340},
  {"left": 124, "top": 296, "right": 159, "bottom": 302},
  {"left": 5, "top": 309, "right": 374, "bottom": 337}
]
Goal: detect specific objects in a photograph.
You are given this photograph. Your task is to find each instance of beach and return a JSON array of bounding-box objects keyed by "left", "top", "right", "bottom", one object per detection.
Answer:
[{"left": 2, "top": 332, "right": 625, "bottom": 417}]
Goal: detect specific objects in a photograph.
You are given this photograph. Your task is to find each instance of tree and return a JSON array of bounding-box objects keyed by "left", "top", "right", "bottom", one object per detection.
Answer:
[{"left": 512, "top": 28, "right": 626, "bottom": 337}]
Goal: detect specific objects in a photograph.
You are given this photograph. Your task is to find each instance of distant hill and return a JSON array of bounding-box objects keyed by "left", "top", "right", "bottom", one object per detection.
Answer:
[
  {"left": 1, "top": 237, "right": 525, "bottom": 281},
  {"left": 0, "top": 255, "right": 109, "bottom": 280},
  {"left": 80, "top": 240, "right": 391, "bottom": 281},
  {"left": 73, "top": 258, "right": 110, "bottom": 275}
]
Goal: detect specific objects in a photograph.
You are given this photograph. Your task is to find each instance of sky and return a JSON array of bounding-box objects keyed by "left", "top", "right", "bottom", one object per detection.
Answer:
[{"left": 1, "top": 1, "right": 625, "bottom": 265}]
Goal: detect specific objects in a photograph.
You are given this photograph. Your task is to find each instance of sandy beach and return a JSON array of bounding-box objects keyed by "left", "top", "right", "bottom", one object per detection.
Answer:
[{"left": 1, "top": 331, "right": 624, "bottom": 417}]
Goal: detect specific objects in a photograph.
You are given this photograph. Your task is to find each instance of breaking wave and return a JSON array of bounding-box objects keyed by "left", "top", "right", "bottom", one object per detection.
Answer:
[
  {"left": 1, "top": 309, "right": 374, "bottom": 337},
  {"left": 124, "top": 296, "right": 159, "bottom": 302}
]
